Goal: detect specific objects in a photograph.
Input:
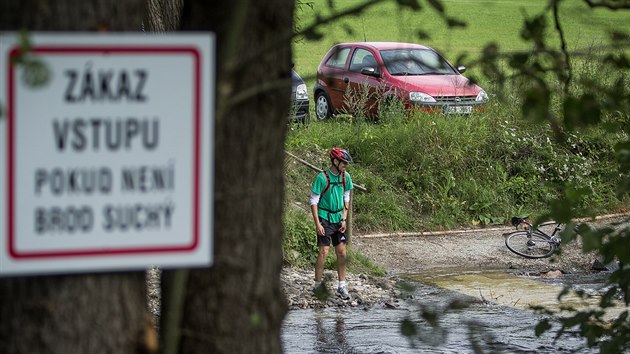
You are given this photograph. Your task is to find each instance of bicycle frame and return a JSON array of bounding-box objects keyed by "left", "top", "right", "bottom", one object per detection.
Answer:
[
  {"left": 505, "top": 216, "right": 563, "bottom": 258},
  {"left": 513, "top": 217, "right": 562, "bottom": 244},
  {"left": 531, "top": 222, "right": 563, "bottom": 244}
]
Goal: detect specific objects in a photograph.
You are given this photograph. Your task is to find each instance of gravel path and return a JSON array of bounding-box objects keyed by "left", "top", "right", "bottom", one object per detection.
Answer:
[
  {"left": 351, "top": 215, "right": 627, "bottom": 275},
  {"left": 351, "top": 225, "right": 589, "bottom": 275}
]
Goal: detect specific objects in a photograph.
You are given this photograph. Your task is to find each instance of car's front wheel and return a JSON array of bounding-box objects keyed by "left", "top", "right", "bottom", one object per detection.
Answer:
[{"left": 315, "top": 92, "right": 332, "bottom": 120}]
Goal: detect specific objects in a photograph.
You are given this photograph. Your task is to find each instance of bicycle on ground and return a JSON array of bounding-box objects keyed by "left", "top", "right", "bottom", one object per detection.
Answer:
[{"left": 504, "top": 216, "right": 563, "bottom": 259}]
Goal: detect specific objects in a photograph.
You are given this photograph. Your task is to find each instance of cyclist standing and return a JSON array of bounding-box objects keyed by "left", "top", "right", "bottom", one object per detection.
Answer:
[{"left": 310, "top": 148, "right": 354, "bottom": 300}]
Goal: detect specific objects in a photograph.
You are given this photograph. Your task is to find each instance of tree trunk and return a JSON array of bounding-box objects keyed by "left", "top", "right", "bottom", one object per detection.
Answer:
[
  {"left": 0, "top": 0, "right": 145, "bottom": 31},
  {"left": 0, "top": 1, "right": 152, "bottom": 353},
  {"left": 0, "top": 274, "right": 152, "bottom": 353},
  {"left": 175, "top": 1, "right": 293, "bottom": 353},
  {"left": 144, "top": 0, "right": 183, "bottom": 32}
]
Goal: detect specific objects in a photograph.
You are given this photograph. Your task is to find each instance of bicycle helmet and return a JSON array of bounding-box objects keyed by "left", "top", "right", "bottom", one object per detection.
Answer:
[{"left": 329, "top": 148, "right": 352, "bottom": 163}]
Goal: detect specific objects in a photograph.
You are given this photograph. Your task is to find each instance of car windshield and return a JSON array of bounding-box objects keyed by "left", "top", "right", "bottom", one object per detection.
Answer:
[{"left": 380, "top": 49, "right": 456, "bottom": 76}]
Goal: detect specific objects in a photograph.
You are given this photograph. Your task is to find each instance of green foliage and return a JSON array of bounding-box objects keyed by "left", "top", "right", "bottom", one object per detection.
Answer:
[
  {"left": 285, "top": 97, "right": 626, "bottom": 233},
  {"left": 283, "top": 206, "right": 318, "bottom": 268},
  {"left": 13, "top": 31, "right": 51, "bottom": 88},
  {"left": 471, "top": 1, "right": 630, "bottom": 351}
]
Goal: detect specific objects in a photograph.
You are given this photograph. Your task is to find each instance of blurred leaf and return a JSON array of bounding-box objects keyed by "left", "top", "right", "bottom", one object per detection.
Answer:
[
  {"left": 21, "top": 59, "right": 51, "bottom": 88},
  {"left": 617, "top": 177, "right": 630, "bottom": 197},
  {"left": 401, "top": 318, "right": 417, "bottom": 337},
  {"left": 396, "top": 0, "right": 422, "bottom": 11},
  {"left": 303, "top": 26, "right": 325, "bottom": 41},
  {"left": 509, "top": 53, "right": 530, "bottom": 69},
  {"left": 603, "top": 53, "right": 630, "bottom": 69},
  {"left": 535, "top": 319, "right": 552, "bottom": 336},
  {"left": 560, "top": 223, "right": 579, "bottom": 244},
  {"left": 397, "top": 280, "right": 416, "bottom": 293},
  {"left": 466, "top": 75, "right": 479, "bottom": 86},
  {"left": 522, "top": 83, "right": 550, "bottom": 122},
  {"left": 530, "top": 60, "right": 545, "bottom": 74},
  {"left": 11, "top": 31, "right": 52, "bottom": 89},
  {"left": 446, "top": 16, "right": 466, "bottom": 28},
  {"left": 578, "top": 94, "right": 601, "bottom": 125},
  {"left": 447, "top": 298, "right": 472, "bottom": 310},
  {"left": 549, "top": 198, "right": 573, "bottom": 224},
  {"left": 520, "top": 14, "right": 547, "bottom": 48},
  {"left": 425, "top": 0, "right": 444, "bottom": 13},
  {"left": 18, "top": 30, "right": 32, "bottom": 55},
  {"left": 342, "top": 23, "right": 355, "bottom": 35},
  {"left": 421, "top": 307, "right": 439, "bottom": 326},
  {"left": 312, "top": 282, "right": 329, "bottom": 301},
  {"left": 611, "top": 30, "right": 630, "bottom": 45},
  {"left": 557, "top": 286, "right": 571, "bottom": 301},
  {"left": 580, "top": 227, "right": 603, "bottom": 252},
  {"left": 481, "top": 42, "right": 499, "bottom": 60},
  {"left": 616, "top": 141, "right": 630, "bottom": 172},
  {"left": 563, "top": 94, "right": 601, "bottom": 130},
  {"left": 605, "top": 78, "right": 630, "bottom": 114},
  {"left": 600, "top": 287, "right": 619, "bottom": 308},
  {"left": 455, "top": 53, "right": 468, "bottom": 66},
  {"left": 416, "top": 29, "right": 430, "bottom": 40}
]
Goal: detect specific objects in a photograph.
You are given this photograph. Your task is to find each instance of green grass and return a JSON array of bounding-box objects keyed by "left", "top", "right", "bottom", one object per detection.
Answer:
[
  {"left": 294, "top": 0, "right": 630, "bottom": 88},
  {"left": 284, "top": 0, "right": 630, "bottom": 272}
]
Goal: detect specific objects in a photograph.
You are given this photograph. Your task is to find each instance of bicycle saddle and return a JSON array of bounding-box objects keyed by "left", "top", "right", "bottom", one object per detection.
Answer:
[{"left": 511, "top": 216, "right": 529, "bottom": 226}]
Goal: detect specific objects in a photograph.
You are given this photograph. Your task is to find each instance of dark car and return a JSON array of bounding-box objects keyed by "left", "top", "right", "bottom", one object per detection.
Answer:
[
  {"left": 313, "top": 42, "right": 488, "bottom": 119},
  {"left": 290, "top": 69, "right": 309, "bottom": 121}
]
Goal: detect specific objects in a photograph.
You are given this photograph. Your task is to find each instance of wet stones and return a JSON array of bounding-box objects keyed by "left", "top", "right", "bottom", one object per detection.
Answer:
[{"left": 280, "top": 268, "right": 401, "bottom": 310}]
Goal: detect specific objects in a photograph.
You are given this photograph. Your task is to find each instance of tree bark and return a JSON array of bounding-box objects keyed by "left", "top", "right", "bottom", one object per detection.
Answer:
[
  {"left": 0, "top": 1, "right": 152, "bottom": 354},
  {"left": 175, "top": 1, "right": 293, "bottom": 353},
  {"left": 0, "top": 0, "right": 145, "bottom": 31},
  {"left": 144, "top": 0, "right": 183, "bottom": 32},
  {"left": 0, "top": 0, "right": 293, "bottom": 352},
  {"left": 0, "top": 274, "right": 152, "bottom": 354}
]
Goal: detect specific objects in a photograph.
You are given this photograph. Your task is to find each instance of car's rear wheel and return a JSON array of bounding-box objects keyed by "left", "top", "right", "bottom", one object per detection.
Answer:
[{"left": 315, "top": 92, "right": 332, "bottom": 120}]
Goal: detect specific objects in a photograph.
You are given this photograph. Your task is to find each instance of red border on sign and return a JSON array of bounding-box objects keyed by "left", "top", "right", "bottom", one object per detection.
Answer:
[{"left": 6, "top": 45, "right": 203, "bottom": 259}]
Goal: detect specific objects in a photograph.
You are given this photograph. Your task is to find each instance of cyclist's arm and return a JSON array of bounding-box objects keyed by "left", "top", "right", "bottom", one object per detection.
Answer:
[{"left": 310, "top": 193, "right": 324, "bottom": 236}]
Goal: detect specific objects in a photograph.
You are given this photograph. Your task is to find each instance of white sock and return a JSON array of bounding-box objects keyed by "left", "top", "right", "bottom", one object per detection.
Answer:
[{"left": 338, "top": 281, "right": 346, "bottom": 289}]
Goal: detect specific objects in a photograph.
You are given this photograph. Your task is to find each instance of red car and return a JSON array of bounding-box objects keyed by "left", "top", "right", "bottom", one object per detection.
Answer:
[{"left": 313, "top": 42, "right": 488, "bottom": 119}]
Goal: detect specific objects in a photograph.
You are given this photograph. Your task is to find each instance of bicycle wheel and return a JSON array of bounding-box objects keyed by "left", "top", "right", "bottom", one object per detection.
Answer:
[{"left": 505, "top": 231, "right": 557, "bottom": 259}]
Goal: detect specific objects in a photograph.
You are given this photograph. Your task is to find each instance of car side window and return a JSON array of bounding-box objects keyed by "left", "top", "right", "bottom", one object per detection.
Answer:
[
  {"left": 349, "top": 48, "right": 377, "bottom": 73},
  {"left": 325, "top": 47, "right": 350, "bottom": 69}
]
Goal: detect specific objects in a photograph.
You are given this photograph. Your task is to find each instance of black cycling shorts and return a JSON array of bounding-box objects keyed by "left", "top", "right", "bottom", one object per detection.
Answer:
[{"left": 317, "top": 217, "right": 347, "bottom": 247}]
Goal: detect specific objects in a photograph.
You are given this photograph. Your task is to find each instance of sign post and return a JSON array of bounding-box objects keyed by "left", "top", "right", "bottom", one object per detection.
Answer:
[{"left": 0, "top": 33, "right": 214, "bottom": 276}]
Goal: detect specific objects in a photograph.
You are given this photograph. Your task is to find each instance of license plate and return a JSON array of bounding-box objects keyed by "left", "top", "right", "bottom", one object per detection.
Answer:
[{"left": 445, "top": 105, "right": 472, "bottom": 114}]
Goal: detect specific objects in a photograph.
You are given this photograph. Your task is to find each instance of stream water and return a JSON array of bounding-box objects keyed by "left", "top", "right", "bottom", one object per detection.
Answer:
[{"left": 281, "top": 269, "right": 621, "bottom": 353}]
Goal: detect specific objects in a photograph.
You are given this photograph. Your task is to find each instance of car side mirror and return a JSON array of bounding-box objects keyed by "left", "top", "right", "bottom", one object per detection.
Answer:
[
  {"left": 360, "top": 67, "right": 380, "bottom": 77},
  {"left": 457, "top": 65, "right": 466, "bottom": 74}
]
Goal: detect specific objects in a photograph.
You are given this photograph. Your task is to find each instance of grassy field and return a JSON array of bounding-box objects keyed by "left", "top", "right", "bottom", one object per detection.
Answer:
[{"left": 293, "top": 0, "right": 630, "bottom": 88}]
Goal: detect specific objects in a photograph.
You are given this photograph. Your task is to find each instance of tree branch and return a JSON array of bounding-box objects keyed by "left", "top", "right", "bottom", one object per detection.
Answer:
[
  {"left": 583, "top": 0, "right": 630, "bottom": 10},
  {"left": 551, "top": 0, "right": 572, "bottom": 94}
]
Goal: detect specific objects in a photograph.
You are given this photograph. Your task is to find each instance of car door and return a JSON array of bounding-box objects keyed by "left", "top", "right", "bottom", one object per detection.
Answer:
[
  {"left": 344, "top": 47, "right": 382, "bottom": 116},
  {"left": 318, "top": 46, "right": 352, "bottom": 111}
]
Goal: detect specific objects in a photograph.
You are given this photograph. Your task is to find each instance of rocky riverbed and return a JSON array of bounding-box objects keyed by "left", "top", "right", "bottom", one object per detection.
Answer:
[
  {"left": 147, "top": 214, "right": 628, "bottom": 321},
  {"left": 280, "top": 267, "right": 401, "bottom": 310},
  {"left": 146, "top": 266, "right": 403, "bottom": 326}
]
